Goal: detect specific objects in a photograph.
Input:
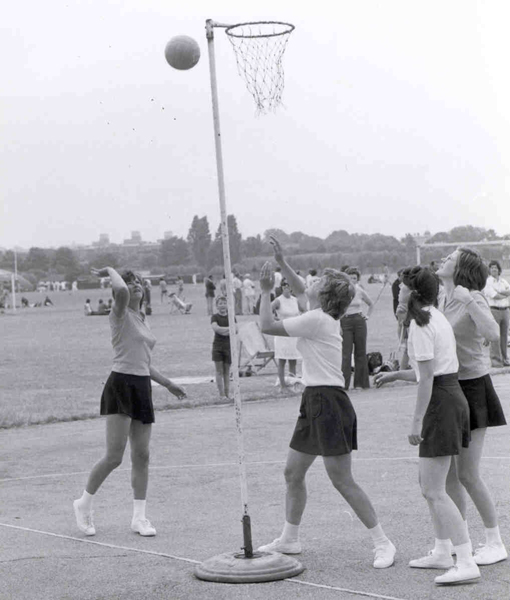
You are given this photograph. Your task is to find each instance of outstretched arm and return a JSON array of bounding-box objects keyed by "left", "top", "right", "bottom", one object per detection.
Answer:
[
  {"left": 149, "top": 366, "right": 186, "bottom": 399},
  {"left": 269, "top": 236, "right": 306, "bottom": 297},
  {"left": 259, "top": 262, "right": 289, "bottom": 337},
  {"left": 374, "top": 369, "right": 417, "bottom": 387},
  {"left": 91, "top": 267, "right": 129, "bottom": 317}
]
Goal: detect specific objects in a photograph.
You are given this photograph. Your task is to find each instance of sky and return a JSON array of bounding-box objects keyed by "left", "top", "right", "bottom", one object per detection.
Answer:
[{"left": 2, "top": 0, "right": 510, "bottom": 250}]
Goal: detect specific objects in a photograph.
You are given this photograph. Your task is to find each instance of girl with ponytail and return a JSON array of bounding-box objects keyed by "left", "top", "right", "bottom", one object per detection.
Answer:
[{"left": 378, "top": 266, "right": 480, "bottom": 586}]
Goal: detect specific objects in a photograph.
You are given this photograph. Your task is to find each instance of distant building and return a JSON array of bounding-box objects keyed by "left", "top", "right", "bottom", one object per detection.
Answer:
[
  {"left": 92, "top": 233, "right": 110, "bottom": 247},
  {"left": 123, "top": 231, "right": 143, "bottom": 246}
]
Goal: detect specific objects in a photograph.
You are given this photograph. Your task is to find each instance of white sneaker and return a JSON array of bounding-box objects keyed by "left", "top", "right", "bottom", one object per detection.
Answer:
[
  {"left": 257, "top": 537, "right": 302, "bottom": 554},
  {"left": 409, "top": 551, "right": 454, "bottom": 569},
  {"left": 434, "top": 563, "right": 481, "bottom": 585},
  {"left": 73, "top": 500, "right": 95, "bottom": 536},
  {"left": 474, "top": 543, "right": 508, "bottom": 565},
  {"left": 373, "top": 541, "right": 396, "bottom": 569},
  {"left": 131, "top": 518, "right": 156, "bottom": 537}
]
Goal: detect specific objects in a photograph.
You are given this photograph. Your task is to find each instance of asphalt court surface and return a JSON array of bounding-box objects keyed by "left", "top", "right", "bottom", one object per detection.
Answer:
[{"left": 1, "top": 380, "right": 509, "bottom": 600}]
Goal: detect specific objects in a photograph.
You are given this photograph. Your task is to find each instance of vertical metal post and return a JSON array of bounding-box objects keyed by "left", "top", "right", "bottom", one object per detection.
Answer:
[
  {"left": 416, "top": 244, "right": 421, "bottom": 266},
  {"left": 205, "top": 18, "right": 253, "bottom": 558}
]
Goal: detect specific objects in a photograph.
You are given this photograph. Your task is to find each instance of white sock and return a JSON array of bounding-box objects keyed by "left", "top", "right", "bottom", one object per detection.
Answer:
[
  {"left": 133, "top": 499, "right": 146, "bottom": 522},
  {"left": 368, "top": 523, "right": 390, "bottom": 547},
  {"left": 433, "top": 538, "right": 451, "bottom": 556},
  {"left": 454, "top": 542, "right": 474, "bottom": 566},
  {"left": 77, "top": 490, "right": 94, "bottom": 511},
  {"left": 485, "top": 525, "right": 503, "bottom": 546},
  {"left": 281, "top": 521, "right": 300, "bottom": 543}
]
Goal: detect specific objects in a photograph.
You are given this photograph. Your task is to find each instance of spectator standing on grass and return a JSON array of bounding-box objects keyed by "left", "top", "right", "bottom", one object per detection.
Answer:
[
  {"left": 256, "top": 236, "right": 396, "bottom": 569},
  {"left": 273, "top": 266, "right": 283, "bottom": 297},
  {"left": 232, "top": 272, "right": 243, "bottom": 315},
  {"left": 211, "top": 295, "right": 237, "bottom": 400},
  {"left": 392, "top": 269, "right": 403, "bottom": 317},
  {"left": 242, "top": 273, "right": 256, "bottom": 314},
  {"left": 176, "top": 276, "right": 184, "bottom": 299},
  {"left": 271, "top": 279, "right": 301, "bottom": 393},
  {"left": 341, "top": 267, "right": 374, "bottom": 390},
  {"left": 377, "top": 251, "right": 507, "bottom": 571},
  {"left": 73, "top": 267, "right": 186, "bottom": 538},
  {"left": 143, "top": 280, "right": 152, "bottom": 315},
  {"left": 159, "top": 278, "right": 168, "bottom": 303},
  {"left": 205, "top": 274, "right": 216, "bottom": 316},
  {"left": 483, "top": 260, "right": 510, "bottom": 367}
]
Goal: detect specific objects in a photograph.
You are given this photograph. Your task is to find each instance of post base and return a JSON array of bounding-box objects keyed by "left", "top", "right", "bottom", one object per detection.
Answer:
[{"left": 194, "top": 550, "right": 304, "bottom": 583}]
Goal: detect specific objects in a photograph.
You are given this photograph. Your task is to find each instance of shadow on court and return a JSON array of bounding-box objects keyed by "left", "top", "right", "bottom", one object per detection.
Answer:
[{"left": 0, "top": 377, "right": 509, "bottom": 600}]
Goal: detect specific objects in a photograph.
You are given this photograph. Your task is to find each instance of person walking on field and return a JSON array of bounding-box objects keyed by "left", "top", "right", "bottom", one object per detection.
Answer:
[
  {"left": 483, "top": 260, "right": 510, "bottom": 367},
  {"left": 376, "top": 250, "right": 507, "bottom": 570},
  {"left": 341, "top": 267, "right": 374, "bottom": 390},
  {"left": 257, "top": 237, "right": 396, "bottom": 569},
  {"left": 73, "top": 267, "right": 186, "bottom": 537}
]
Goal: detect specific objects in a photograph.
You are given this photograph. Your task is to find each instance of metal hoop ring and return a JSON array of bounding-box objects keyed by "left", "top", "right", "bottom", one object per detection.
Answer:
[{"left": 225, "top": 21, "right": 295, "bottom": 39}]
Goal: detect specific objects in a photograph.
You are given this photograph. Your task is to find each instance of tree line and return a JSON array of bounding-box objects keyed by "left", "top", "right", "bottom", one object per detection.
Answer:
[{"left": 1, "top": 220, "right": 508, "bottom": 286}]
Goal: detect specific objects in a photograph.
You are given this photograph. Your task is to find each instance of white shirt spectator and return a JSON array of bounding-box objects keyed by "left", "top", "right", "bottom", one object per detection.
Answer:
[{"left": 484, "top": 275, "right": 510, "bottom": 308}]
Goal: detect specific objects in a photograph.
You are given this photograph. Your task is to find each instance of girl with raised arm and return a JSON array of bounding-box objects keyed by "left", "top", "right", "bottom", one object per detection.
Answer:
[
  {"left": 73, "top": 267, "right": 186, "bottom": 537},
  {"left": 256, "top": 237, "right": 396, "bottom": 569}
]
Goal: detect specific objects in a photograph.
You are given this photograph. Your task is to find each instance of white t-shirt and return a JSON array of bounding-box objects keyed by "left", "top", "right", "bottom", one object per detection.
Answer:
[
  {"left": 283, "top": 309, "right": 345, "bottom": 387},
  {"left": 408, "top": 306, "right": 458, "bottom": 381}
]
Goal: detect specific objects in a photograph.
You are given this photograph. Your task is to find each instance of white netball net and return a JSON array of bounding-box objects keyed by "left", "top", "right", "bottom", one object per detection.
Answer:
[{"left": 225, "top": 21, "right": 295, "bottom": 114}]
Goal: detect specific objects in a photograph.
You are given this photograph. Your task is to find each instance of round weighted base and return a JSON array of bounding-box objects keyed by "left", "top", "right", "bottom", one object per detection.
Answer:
[{"left": 194, "top": 550, "right": 305, "bottom": 583}]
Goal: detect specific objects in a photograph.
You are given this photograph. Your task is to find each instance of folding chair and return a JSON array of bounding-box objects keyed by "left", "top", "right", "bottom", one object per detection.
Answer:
[{"left": 238, "top": 321, "right": 277, "bottom": 375}]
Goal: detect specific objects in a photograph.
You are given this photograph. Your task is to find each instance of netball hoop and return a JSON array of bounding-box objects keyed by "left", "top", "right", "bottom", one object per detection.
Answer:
[
  {"left": 225, "top": 21, "right": 294, "bottom": 114},
  {"left": 193, "top": 20, "right": 302, "bottom": 584}
]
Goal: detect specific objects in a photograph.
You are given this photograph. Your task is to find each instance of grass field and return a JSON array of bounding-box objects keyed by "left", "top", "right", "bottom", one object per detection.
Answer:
[{"left": 0, "top": 278, "right": 399, "bottom": 429}]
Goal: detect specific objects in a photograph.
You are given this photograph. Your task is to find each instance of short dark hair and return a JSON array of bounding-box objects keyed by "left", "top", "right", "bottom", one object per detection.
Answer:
[
  {"left": 318, "top": 269, "right": 356, "bottom": 320},
  {"left": 346, "top": 267, "right": 361, "bottom": 281},
  {"left": 309, "top": 269, "right": 317, "bottom": 276},
  {"left": 116, "top": 270, "right": 144, "bottom": 308},
  {"left": 215, "top": 295, "right": 227, "bottom": 306},
  {"left": 488, "top": 260, "right": 502, "bottom": 275},
  {"left": 453, "top": 248, "right": 488, "bottom": 291}
]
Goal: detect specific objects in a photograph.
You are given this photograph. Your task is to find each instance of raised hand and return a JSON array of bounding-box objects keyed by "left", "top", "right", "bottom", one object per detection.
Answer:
[
  {"left": 259, "top": 261, "right": 275, "bottom": 293},
  {"left": 269, "top": 236, "right": 285, "bottom": 264},
  {"left": 91, "top": 267, "right": 111, "bottom": 278}
]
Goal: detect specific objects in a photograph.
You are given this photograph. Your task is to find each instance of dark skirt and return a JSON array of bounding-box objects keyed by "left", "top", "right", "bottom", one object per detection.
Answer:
[
  {"left": 290, "top": 386, "right": 357, "bottom": 456},
  {"left": 419, "top": 373, "right": 470, "bottom": 458},
  {"left": 459, "top": 374, "right": 507, "bottom": 430},
  {"left": 100, "top": 371, "right": 155, "bottom": 424}
]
